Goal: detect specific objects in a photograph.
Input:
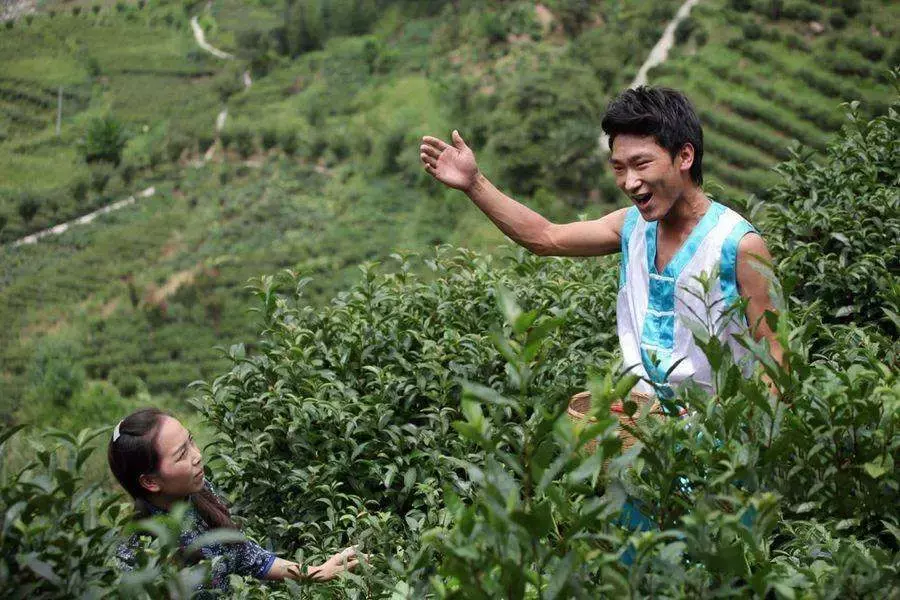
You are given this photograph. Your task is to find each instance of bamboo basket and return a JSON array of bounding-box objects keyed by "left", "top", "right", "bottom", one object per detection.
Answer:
[{"left": 567, "top": 390, "right": 668, "bottom": 454}]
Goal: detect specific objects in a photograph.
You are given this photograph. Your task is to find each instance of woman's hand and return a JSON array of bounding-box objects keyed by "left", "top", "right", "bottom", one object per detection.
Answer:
[
  {"left": 420, "top": 130, "right": 479, "bottom": 193},
  {"left": 286, "top": 546, "right": 361, "bottom": 582}
]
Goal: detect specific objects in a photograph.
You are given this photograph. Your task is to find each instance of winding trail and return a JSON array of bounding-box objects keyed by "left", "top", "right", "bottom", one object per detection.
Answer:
[
  {"left": 11, "top": 187, "right": 155, "bottom": 248},
  {"left": 189, "top": 16, "right": 234, "bottom": 60},
  {"left": 5, "top": 12, "right": 250, "bottom": 248},
  {"left": 599, "top": 0, "right": 703, "bottom": 152}
]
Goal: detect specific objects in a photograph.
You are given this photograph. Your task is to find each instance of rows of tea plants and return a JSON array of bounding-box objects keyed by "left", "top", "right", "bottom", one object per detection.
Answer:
[
  {"left": 2, "top": 89, "right": 896, "bottom": 598},
  {"left": 652, "top": 0, "right": 898, "bottom": 202},
  {"left": 0, "top": 0, "right": 686, "bottom": 415}
]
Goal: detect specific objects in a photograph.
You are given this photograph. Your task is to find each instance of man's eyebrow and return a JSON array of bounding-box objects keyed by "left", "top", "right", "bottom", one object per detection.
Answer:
[{"left": 609, "top": 154, "right": 654, "bottom": 165}]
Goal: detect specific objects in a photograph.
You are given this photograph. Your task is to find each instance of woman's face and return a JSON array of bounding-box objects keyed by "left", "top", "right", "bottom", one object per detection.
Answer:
[{"left": 142, "top": 416, "right": 205, "bottom": 499}]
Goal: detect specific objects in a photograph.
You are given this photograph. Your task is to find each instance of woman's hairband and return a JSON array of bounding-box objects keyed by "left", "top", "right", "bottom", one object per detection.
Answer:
[{"left": 112, "top": 420, "right": 123, "bottom": 442}]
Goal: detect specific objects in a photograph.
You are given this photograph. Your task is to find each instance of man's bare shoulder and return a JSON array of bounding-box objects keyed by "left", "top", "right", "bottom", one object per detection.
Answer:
[{"left": 737, "top": 231, "right": 772, "bottom": 262}]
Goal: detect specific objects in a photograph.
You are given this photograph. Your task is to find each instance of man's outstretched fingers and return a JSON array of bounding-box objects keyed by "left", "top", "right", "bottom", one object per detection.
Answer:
[
  {"left": 422, "top": 135, "right": 449, "bottom": 151},
  {"left": 420, "top": 144, "right": 441, "bottom": 159}
]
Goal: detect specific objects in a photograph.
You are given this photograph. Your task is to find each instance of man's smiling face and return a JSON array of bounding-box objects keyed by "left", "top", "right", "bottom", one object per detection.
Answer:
[{"left": 609, "top": 134, "right": 691, "bottom": 222}]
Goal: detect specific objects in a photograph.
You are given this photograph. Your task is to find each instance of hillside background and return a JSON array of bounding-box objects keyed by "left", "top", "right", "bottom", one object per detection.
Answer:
[{"left": 0, "top": 0, "right": 897, "bottom": 472}]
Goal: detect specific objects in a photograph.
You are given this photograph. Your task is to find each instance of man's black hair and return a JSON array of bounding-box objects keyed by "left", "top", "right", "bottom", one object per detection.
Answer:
[{"left": 601, "top": 86, "right": 704, "bottom": 185}]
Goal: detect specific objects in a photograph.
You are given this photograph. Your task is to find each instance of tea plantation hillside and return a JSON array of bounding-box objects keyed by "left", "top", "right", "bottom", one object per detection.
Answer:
[
  {"left": 0, "top": 0, "right": 896, "bottom": 440},
  {"left": 651, "top": 0, "right": 898, "bottom": 199},
  {"left": 0, "top": 0, "right": 689, "bottom": 424},
  {"left": 0, "top": 99, "right": 897, "bottom": 597}
]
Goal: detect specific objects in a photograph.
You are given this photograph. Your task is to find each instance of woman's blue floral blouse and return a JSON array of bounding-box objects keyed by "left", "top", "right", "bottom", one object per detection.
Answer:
[{"left": 115, "top": 480, "right": 276, "bottom": 591}]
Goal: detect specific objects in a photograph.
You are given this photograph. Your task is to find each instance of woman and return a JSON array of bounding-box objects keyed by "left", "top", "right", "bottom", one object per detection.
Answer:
[{"left": 108, "top": 407, "right": 359, "bottom": 590}]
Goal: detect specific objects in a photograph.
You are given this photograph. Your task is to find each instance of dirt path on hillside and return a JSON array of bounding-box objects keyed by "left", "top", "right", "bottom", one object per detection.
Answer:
[
  {"left": 5, "top": 11, "right": 253, "bottom": 248},
  {"left": 598, "top": 0, "right": 703, "bottom": 152},
  {"left": 11, "top": 187, "right": 156, "bottom": 248},
  {"left": 0, "top": 0, "right": 35, "bottom": 22},
  {"left": 190, "top": 16, "right": 234, "bottom": 60}
]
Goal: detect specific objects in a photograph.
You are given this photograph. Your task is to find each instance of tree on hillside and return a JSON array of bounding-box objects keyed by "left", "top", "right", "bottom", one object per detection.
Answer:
[{"left": 81, "top": 116, "right": 128, "bottom": 166}]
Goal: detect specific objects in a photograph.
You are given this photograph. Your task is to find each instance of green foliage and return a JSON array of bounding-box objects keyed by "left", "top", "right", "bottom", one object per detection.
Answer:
[
  {"left": 0, "top": 424, "right": 236, "bottom": 598},
  {"left": 0, "top": 425, "right": 124, "bottom": 597},
  {"left": 482, "top": 63, "right": 607, "bottom": 199},
  {"left": 674, "top": 16, "right": 697, "bottom": 45},
  {"left": 81, "top": 116, "right": 129, "bottom": 167},
  {"left": 17, "top": 194, "right": 39, "bottom": 223},
  {"left": 554, "top": 0, "right": 593, "bottom": 36},
  {"left": 764, "top": 93, "right": 900, "bottom": 340},
  {"left": 25, "top": 335, "right": 85, "bottom": 407}
]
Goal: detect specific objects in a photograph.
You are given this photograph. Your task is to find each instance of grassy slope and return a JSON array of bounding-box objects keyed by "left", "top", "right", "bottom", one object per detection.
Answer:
[
  {"left": 3, "top": 0, "right": 894, "bottom": 438},
  {"left": 650, "top": 0, "right": 898, "bottom": 201},
  {"left": 1, "top": 0, "right": 650, "bottom": 426}
]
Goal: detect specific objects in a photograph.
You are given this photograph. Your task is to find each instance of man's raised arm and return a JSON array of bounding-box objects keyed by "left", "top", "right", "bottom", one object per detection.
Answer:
[{"left": 420, "top": 130, "right": 626, "bottom": 257}]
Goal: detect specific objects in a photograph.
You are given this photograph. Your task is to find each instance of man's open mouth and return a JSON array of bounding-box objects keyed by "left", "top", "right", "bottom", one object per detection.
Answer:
[{"left": 632, "top": 192, "right": 652, "bottom": 205}]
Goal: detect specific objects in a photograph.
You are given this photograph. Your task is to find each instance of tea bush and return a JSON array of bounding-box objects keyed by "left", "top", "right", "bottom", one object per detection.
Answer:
[
  {"left": 0, "top": 424, "right": 237, "bottom": 599},
  {"left": 763, "top": 92, "right": 899, "bottom": 342},
  {"left": 1, "top": 52, "right": 898, "bottom": 600}
]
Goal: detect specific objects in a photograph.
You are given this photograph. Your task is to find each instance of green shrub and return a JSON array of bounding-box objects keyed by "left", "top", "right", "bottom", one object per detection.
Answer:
[
  {"left": 485, "top": 63, "right": 606, "bottom": 197},
  {"left": 553, "top": 0, "right": 591, "bottom": 36},
  {"left": 261, "top": 128, "right": 278, "bottom": 151},
  {"left": 233, "top": 128, "right": 255, "bottom": 159},
  {"left": 846, "top": 36, "right": 886, "bottom": 62},
  {"left": 829, "top": 10, "right": 848, "bottom": 29},
  {"left": 695, "top": 26, "right": 709, "bottom": 46},
  {"left": 81, "top": 115, "right": 128, "bottom": 166},
  {"left": 278, "top": 130, "right": 298, "bottom": 156},
  {"left": 479, "top": 12, "right": 506, "bottom": 44},
  {"left": 166, "top": 133, "right": 192, "bottom": 162},
  {"left": 840, "top": 0, "right": 861, "bottom": 18},
  {"left": 781, "top": 0, "right": 822, "bottom": 21},
  {"left": 72, "top": 6, "right": 82, "bottom": 16},
  {"left": 219, "top": 128, "right": 234, "bottom": 150},
  {"left": 92, "top": 5, "right": 101, "bottom": 16},
  {"left": 764, "top": 94, "right": 899, "bottom": 338},
  {"left": 197, "top": 132, "right": 215, "bottom": 154},
  {"left": 26, "top": 336, "right": 85, "bottom": 407},
  {"left": 90, "top": 163, "right": 115, "bottom": 195},
  {"left": 71, "top": 176, "right": 89, "bottom": 204},
  {"left": 742, "top": 21, "right": 763, "bottom": 40},
  {"left": 213, "top": 67, "right": 244, "bottom": 102},
  {"left": 674, "top": 16, "right": 697, "bottom": 45},
  {"left": 824, "top": 51, "right": 872, "bottom": 78},
  {"left": 109, "top": 367, "right": 143, "bottom": 397},
  {"left": 0, "top": 424, "right": 234, "bottom": 597},
  {"left": 17, "top": 194, "right": 39, "bottom": 223},
  {"left": 121, "top": 163, "right": 137, "bottom": 185}
]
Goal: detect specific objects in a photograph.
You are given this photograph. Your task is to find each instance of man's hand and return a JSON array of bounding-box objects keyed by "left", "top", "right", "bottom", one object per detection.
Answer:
[{"left": 420, "top": 130, "right": 479, "bottom": 192}]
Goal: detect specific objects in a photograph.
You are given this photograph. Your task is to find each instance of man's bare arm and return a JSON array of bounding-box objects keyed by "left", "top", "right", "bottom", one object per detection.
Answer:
[
  {"left": 421, "top": 131, "right": 626, "bottom": 257},
  {"left": 736, "top": 233, "right": 784, "bottom": 369},
  {"left": 465, "top": 173, "right": 627, "bottom": 256}
]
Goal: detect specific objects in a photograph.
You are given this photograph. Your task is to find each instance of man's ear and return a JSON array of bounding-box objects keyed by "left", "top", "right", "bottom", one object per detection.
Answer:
[
  {"left": 139, "top": 473, "right": 161, "bottom": 494},
  {"left": 676, "top": 143, "right": 695, "bottom": 175}
]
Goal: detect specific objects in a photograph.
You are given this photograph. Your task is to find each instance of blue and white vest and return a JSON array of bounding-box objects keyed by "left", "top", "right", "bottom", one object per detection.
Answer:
[{"left": 617, "top": 201, "right": 756, "bottom": 398}]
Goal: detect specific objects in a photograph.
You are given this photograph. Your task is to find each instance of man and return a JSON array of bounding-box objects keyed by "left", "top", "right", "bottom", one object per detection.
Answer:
[{"left": 420, "top": 86, "right": 782, "bottom": 398}]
